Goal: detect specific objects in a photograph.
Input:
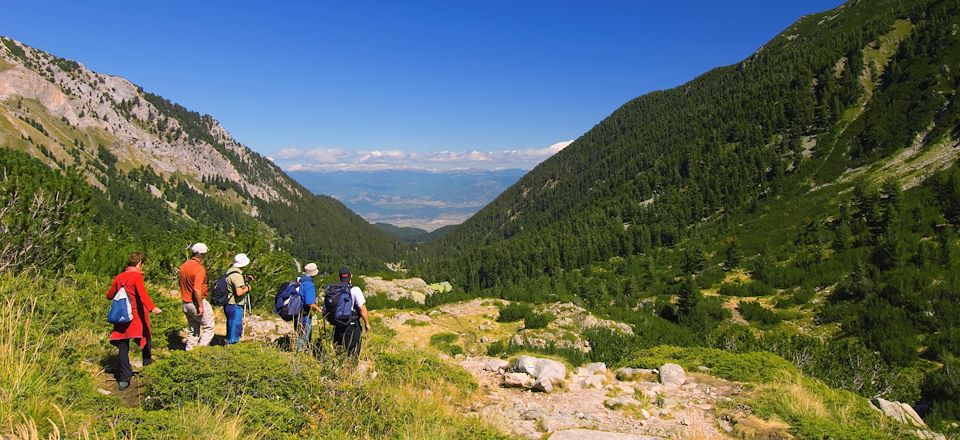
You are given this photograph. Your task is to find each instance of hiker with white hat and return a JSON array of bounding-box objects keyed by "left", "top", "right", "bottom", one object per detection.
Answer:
[
  {"left": 295, "top": 262, "right": 323, "bottom": 352},
  {"left": 179, "top": 242, "right": 214, "bottom": 350},
  {"left": 223, "top": 253, "right": 252, "bottom": 344}
]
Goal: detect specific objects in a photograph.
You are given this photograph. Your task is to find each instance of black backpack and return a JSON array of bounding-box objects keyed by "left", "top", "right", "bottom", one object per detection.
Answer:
[
  {"left": 323, "top": 282, "right": 357, "bottom": 325},
  {"left": 210, "top": 268, "right": 238, "bottom": 306}
]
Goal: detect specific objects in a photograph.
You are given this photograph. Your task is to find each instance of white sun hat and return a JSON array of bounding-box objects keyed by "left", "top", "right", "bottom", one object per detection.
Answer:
[
  {"left": 233, "top": 253, "right": 250, "bottom": 268},
  {"left": 190, "top": 242, "right": 208, "bottom": 254},
  {"left": 304, "top": 263, "right": 319, "bottom": 277}
]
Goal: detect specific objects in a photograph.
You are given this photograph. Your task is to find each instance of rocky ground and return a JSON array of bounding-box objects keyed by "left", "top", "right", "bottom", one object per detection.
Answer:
[{"left": 459, "top": 356, "right": 736, "bottom": 439}]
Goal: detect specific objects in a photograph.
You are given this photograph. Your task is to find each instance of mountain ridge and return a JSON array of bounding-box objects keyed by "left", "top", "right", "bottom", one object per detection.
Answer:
[{"left": 0, "top": 35, "right": 402, "bottom": 267}]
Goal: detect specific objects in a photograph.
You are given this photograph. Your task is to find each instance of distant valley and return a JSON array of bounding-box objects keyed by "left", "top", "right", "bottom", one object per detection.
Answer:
[{"left": 289, "top": 168, "right": 526, "bottom": 230}]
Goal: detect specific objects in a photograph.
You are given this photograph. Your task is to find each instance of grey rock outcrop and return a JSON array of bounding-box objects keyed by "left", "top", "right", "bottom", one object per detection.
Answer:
[{"left": 871, "top": 398, "right": 925, "bottom": 427}]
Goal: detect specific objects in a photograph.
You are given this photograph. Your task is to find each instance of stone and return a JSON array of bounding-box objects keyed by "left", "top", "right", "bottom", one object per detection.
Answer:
[
  {"left": 511, "top": 355, "right": 567, "bottom": 392},
  {"left": 604, "top": 396, "right": 643, "bottom": 409},
  {"left": 540, "top": 415, "right": 580, "bottom": 432},
  {"left": 549, "top": 429, "right": 666, "bottom": 440},
  {"left": 871, "top": 398, "right": 927, "bottom": 428},
  {"left": 658, "top": 363, "right": 686, "bottom": 387},
  {"left": 484, "top": 358, "right": 510, "bottom": 372},
  {"left": 503, "top": 372, "right": 536, "bottom": 388},
  {"left": 577, "top": 375, "right": 604, "bottom": 389},
  {"left": 718, "top": 418, "right": 734, "bottom": 433},
  {"left": 96, "top": 388, "right": 111, "bottom": 395},
  {"left": 582, "top": 362, "right": 607, "bottom": 375},
  {"left": 532, "top": 378, "right": 555, "bottom": 393}
]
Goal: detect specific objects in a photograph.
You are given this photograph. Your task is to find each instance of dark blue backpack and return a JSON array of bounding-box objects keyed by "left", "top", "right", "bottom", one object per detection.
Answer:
[
  {"left": 323, "top": 282, "right": 357, "bottom": 325},
  {"left": 274, "top": 278, "right": 303, "bottom": 321}
]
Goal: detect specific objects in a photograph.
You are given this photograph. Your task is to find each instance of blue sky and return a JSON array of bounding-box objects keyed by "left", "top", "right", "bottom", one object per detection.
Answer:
[{"left": 2, "top": 1, "right": 843, "bottom": 170}]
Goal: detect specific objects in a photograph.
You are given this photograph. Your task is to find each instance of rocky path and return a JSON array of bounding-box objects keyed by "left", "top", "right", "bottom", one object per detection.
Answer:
[{"left": 458, "top": 356, "right": 737, "bottom": 439}]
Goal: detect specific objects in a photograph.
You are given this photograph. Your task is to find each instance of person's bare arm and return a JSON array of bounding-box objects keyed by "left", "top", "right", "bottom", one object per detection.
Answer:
[
  {"left": 236, "top": 284, "right": 251, "bottom": 296},
  {"left": 359, "top": 305, "right": 371, "bottom": 331},
  {"left": 310, "top": 303, "right": 323, "bottom": 313}
]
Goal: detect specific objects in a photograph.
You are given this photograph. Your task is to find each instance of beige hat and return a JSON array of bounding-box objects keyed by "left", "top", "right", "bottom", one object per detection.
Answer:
[
  {"left": 233, "top": 253, "right": 250, "bottom": 268},
  {"left": 190, "top": 243, "right": 208, "bottom": 254},
  {"left": 304, "top": 263, "right": 319, "bottom": 277}
]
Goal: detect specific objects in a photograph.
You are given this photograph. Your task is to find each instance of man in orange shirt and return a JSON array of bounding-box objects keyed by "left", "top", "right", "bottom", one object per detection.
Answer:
[{"left": 180, "top": 242, "right": 214, "bottom": 350}]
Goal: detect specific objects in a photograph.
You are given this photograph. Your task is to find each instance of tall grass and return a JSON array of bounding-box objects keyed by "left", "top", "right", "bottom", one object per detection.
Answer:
[{"left": 0, "top": 296, "right": 69, "bottom": 435}]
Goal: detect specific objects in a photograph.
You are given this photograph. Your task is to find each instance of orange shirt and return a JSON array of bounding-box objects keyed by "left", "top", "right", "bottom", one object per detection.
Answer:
[{"left": 179, "top": 257, "right": 208, "bottom": 303}]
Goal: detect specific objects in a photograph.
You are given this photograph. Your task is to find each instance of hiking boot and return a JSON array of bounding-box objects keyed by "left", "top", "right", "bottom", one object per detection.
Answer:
[{"left": 118, "top": 381, "right": 130, "bottom": 390}]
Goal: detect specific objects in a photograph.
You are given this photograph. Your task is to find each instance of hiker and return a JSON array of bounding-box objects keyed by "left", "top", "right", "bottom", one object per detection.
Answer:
[
  {"left": 106, "top": 252, "right": 161, "bottom": 390},
  {"left": 326, "top": 267, "right": 371, "bottom": 358},
  {"left": 224, "top": 253, "right": 251, "bottom": 344},
  {"left": 295, "top": 263, "right": 323, "bottom": 352},
  {"left": 179, "top": 243, "right": 214, "bottom": 350}
]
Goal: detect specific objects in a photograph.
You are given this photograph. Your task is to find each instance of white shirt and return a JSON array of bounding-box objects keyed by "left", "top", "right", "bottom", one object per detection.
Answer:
[{"left": 351, "top": 286, "right": 366, "bottom": 308}]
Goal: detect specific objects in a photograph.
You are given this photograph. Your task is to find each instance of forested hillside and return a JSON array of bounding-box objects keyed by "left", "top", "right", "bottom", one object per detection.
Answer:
[
  {"left": 416, "top": 0, "right": 960, "bottom": 432},
  {"left": 0, "top": 37, "right": 401, "bottom": 274}
]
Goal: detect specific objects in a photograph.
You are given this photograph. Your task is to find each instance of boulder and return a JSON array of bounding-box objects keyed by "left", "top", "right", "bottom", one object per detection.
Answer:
[
  {"left": 604, "top": 395, "right": 643, "bottom": 409},
  {"left": 511, "top": 355, "right": 567, "bottom": 392},
  {"left": 658, "top": 363, "right": 686, "bottom": 387},
  {"left": 549, "top": 429, "right": 666, "bottom": 440},
  {"left": 577, "top": 375, "right": 604, "bottom": 389},
  {"left": 871, "top": 398, "right": 927, "bottom": 428},
  {"left": 503, "top": 372, "right": 536, "bottom": 388},
  {"left": 484, "top": 359, "right": 510, "bottom": 372},
  {"left": 582, "top": 362, "right": 607, "bottom": 375},
  {"left": 539, "top": 415, "right": 580, "bottom": 432}
]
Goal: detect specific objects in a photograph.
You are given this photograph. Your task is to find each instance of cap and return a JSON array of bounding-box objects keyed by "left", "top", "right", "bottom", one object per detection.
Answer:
[
  {"left": 304, "top": 263, "right": 319, "bottom": 277},
  {"left": 233, "top": 253, "right": 250, "bottom": 268},
  {"left": 190, "top": 243, "right": 208, "bottom": 254},
  {"left": 339, "top": 266, "right": 351, "bottom": 278}
]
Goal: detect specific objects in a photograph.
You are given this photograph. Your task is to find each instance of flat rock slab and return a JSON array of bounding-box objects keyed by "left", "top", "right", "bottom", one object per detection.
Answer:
[{"left": 549, "top": 429, "right": 667, "bottom": 440}]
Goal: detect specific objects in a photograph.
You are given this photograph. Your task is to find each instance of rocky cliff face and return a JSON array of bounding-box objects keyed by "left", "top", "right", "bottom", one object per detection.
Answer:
[{"left": 0, "top": 36, "right": 297, "bottom": 204}]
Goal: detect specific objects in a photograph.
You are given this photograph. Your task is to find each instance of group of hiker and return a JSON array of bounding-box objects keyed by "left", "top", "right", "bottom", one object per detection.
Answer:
[{"left": 104, "top": 242, "right": 371, "bottom": 389}]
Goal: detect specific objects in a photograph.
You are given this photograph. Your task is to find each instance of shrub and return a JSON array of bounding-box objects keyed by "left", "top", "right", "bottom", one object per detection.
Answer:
[
  {"left": 497, "top": 302, "right": 533, "bottom": 322},
  {"left": 738, "top": 301, "right": 783, "bottom": 326},
  {"left": 523, "top": 312, "right": 555, "bottom": 329},
  {"left": 141, "top": 343, "right": 319, "bottom": 436}
]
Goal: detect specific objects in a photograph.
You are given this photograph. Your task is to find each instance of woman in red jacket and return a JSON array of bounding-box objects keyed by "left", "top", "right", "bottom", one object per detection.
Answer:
[{"left": 106, "top": 252, "right": 162, "bottom": 390}]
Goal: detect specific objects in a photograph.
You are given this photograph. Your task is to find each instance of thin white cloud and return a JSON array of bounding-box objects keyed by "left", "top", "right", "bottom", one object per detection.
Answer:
[{"left": 271, "top": 140, "right": 573, "bottom": 172}]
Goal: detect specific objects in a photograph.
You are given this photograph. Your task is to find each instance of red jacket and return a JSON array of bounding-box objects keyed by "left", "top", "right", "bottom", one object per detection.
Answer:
[{"left": 106, "top": 267, "right": 155, "bottom": 347}]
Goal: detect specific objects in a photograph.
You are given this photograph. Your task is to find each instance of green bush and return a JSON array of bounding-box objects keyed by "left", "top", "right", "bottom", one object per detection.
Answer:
[
  {"left": 141, "top": 343, "right": 320, "bottom": 436},
  {"left": 523, "top": 312, "right": 555, "bottom": 329},
  {"left": 738, "top": 301, "right": 783, "bottom": 325},
  {"left": 497, "top": 302, "right": 533, "bottom": 322}
]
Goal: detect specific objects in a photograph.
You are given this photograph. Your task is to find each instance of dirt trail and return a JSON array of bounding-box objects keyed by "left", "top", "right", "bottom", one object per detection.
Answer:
[
  {"left": 376, "top": 299, "right": 740, "bottom": 439},
  {"left": 458, "top": 356, "right": 737, "bottom": 439}
]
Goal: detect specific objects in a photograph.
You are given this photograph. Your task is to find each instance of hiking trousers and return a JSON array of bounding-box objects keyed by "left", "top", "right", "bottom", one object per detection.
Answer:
[
  {"left": 224, "top": 304, "right": 244, "bottom": 344},
  {"left": 182, "top": 300, "right": 215, "bottom": 350},
  {"left": 294, "top": 314, "right": 312, "bottom": 352},
  {"left": 112, "top": 338, "right": 151, "bottom": 383},
  {"left": 333, "top": 321, "right": 363, "bottom": 358}
]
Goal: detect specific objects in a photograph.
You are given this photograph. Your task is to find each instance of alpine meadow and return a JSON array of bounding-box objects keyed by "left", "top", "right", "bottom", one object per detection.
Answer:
[{"left": 1, "top": 0, "right": 960, "bottom": 439}]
